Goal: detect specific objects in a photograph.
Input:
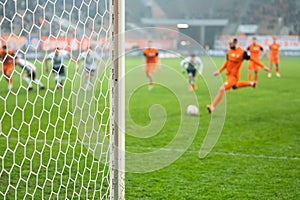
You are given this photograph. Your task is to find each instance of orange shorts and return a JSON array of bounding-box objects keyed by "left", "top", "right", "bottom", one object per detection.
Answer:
[
  {"left": 223, "top": 76, "right": 238, "bottom": 90},
  {"left": 3, "top": 64, "right": 14, "bottom": 76},
  {"left": 145, "top": 63, "right": 157, "bottom": 75},
  {"left": 269, "top": 56, "right": 279, "bottom": 65},
  {"left": 248, "top": 60, "right": 260, "bottom": 72}
]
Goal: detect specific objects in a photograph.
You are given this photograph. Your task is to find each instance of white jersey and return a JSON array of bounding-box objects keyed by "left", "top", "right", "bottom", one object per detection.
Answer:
[
  {"left": 47, "top": 50, "right": 69, "bottom": 68},
  {"left": 17, "top": 58, "right": 36, "bottom": 72},
  {"left": 77, "top": 51, "right": 100, "bottom": 70},
  {"left": 180, "top": 56, "right": 204, "bottom": 75}
]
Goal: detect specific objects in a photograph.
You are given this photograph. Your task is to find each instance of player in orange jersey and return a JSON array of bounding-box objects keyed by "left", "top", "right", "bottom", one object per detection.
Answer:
[
  {"left": 268, "top": 36, "right": 280, "bottom": 78},
  {"left": 143, "top": 40, "right": 159, "bottom": 90},
  {"left": 247, "top": 37, "right": 266, "bottom": 81},
  {"left": 207, "top": 37, "right": 270, "bottom": 113},
  {"left": 0, "top": 45, "right": 16, "bottom": 91}
]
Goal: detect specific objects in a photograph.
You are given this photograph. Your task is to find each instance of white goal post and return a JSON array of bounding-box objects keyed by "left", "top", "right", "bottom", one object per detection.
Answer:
[{"left": 110, "top": 0, "right": 125, "bottom": 199}]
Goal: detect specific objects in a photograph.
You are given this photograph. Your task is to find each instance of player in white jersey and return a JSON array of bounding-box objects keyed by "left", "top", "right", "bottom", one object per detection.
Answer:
[
  {"left": 180, "top": 54, "right": 203, "bottom": 91},
  {"left": 45, "top": 48, "right": 72, "bottom": 90},
  {"left": 16, "top": 58, "right": 44, "bottom": 90},
  {"left": 76, "top": 47, "right": 101, "bottom": 91}
]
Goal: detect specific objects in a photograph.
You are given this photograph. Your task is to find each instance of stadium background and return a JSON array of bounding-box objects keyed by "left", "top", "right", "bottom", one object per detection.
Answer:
[
  {"left": 0, "top": 0, "right": 300, "bottom": 199},
  {"left": 1, "top": 0, "right": 300, "bottom": 56}
]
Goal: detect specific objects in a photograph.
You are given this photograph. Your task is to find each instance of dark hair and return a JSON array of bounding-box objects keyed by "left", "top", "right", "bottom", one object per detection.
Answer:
[
  {"left": 2, "top": 45, "right": 7, "bottom": 49},
  {"left": 56, "top": 47, "right": 60, "bottom": 50},
  {"left": 233, "top": 38, "right": 238, "bottom": 43},
  {"left": 191, "top": 54, "right": 196, "bottom": 57}
]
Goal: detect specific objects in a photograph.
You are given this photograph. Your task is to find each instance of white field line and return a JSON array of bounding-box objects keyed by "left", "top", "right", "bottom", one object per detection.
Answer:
[{"left": 1, "top": 136, "right": 300, "bottom": 161}]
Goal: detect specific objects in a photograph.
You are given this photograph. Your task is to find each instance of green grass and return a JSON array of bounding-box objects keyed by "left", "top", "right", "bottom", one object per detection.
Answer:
[{"left": 0, "top": 56, "right": 300, "bottom": 199}]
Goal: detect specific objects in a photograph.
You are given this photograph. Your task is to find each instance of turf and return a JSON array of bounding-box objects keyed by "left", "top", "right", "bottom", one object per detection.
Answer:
[{"left": 0, "top": 56, "right": 299, "bottom": 199}]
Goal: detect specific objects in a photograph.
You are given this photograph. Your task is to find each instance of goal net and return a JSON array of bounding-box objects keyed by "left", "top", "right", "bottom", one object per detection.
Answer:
[{"left": 0, "top": 0, "right": 124, "bottom": 199}]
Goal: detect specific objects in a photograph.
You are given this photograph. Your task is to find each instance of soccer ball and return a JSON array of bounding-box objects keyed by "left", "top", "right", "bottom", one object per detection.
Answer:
[{"left": 187, "top": 105, "right": 199, "bottom": 116}]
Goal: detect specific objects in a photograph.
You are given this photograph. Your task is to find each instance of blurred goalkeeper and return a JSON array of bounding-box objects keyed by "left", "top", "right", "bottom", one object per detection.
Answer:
[
  {"left": 76, "top": 47, "right": 101, "bottom": 91},
  {"left": 16, "top": 58, "right": 44, "bottom": 90},
  {"left": 45, "top": 48, "right": 73, "bottom": 90},
  {"left": 180, "top": 54, "right": 203, "bottom": 91}
]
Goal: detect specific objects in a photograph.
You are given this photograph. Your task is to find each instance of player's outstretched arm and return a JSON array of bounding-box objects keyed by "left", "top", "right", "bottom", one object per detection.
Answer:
[
  {"left": 214, "top": 61, "right": 227, "bottom": 76},
  {"left": 198, "top": 58, "right": 204, "bottom": 76},
  {"left": 180, "top": 59, "right": 186, "bottom": 73}
]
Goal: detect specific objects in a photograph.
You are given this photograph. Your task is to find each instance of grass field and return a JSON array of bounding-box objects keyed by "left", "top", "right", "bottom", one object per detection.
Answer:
[{"left": 0, "top": 56, "right": 300, "bottom": 199}]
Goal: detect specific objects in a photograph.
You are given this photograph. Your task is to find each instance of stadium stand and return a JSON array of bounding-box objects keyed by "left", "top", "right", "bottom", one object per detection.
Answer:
[{"left": 1, "top": 0, "right": 299, "bottom": 38}]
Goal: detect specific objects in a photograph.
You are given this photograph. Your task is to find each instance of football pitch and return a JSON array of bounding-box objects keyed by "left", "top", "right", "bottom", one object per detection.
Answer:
[{"left": 0, "top": 56, "right": 300, "bottom": 199}]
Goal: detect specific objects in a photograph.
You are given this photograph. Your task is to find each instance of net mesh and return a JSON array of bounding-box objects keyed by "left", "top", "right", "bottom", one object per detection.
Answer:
[{"left": 0, "top": 0, "right": 112, "bottom": 199}]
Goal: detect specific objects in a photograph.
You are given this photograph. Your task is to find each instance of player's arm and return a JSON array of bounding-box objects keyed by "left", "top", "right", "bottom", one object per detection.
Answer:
[
  {"left": 197, "top": 58, "right": 204, "bottom": 76},
  {"left": 214, "top": 55, "right": 228, "bottom": 76},
  {"left": 180, "top": 59, "right": 187, "bottom": 73},
  {"left": 156, "top": 50, "right": 161, "bottom": 70},
  {"left": 68, "top": 51, "right": 76, "bottom": 61},
  {"left": 244, "top": 51, "right": 269, "bottom": 72},
  {"left": 76, "top": 53, "right": 83, "bottom": 72}
]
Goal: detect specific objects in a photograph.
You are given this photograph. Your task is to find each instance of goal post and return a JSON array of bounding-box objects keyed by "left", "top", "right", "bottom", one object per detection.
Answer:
[{"left": 110, "top": 0, "right": 125, "bottom": 199}]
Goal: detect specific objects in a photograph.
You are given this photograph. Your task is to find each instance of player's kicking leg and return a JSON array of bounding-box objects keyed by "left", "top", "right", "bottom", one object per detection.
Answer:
[{"left": 207, "top": 79, "right": 256, "bottom": 113}]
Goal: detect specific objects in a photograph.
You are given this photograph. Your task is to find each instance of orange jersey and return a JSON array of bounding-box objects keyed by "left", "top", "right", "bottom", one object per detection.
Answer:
[
  {"left": 0, "top": 49, "right": 15, "bottom": 75},
  {"left": 269, "top": 43, "right": 280, "bottom": 58},
  {"left": 0, "top": 49, "right": 15, "bottom": 66},
  {"left": 247, "top": 43, "right": 263, "bottom": 59},
  {"left": 219, "top": 47, "right": 247, "bottom": 80},
  {"left": 144, "top": 48, "right": 158, "bottom": 64}
]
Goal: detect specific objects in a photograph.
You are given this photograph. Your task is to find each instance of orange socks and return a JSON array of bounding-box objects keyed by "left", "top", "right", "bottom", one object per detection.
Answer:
[
  {"left": 248, "top": 74, "right": 252, "bottom": 81},
  {"left": 254, "top": 73, "right": 258, "bottom": 81}
]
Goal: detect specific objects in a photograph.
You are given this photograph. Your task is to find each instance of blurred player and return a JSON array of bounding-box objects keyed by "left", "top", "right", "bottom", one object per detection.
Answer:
[
  {"left": 76, "top": 47, "right": 101, "bottom": 91},
  {"left": 207, "top": 37, "right": 270, "bottom": 113},
  {"left": 143, "top": 40, "right": 159, "bottom": 90},
  {"left": 268, "top": 36, "right": 281, "bottom": 78},
  {"left": 16, "top": 58, "right": 45, "bottom": 90},
  {"left": 0, "top": 45, "right": 16, "bottom": 91},
  {"left": 246, "top": 37, "right": 266, "bottom": 81},
  {"left": 180, "top": 54, "right": 203, "bottom": 91},
  {"left": 45, "top": 48, "right": 72, "bottom": 90}
]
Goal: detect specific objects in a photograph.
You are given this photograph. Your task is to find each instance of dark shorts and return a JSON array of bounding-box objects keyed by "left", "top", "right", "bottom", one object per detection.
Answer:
[
  {"left": 53, "top": 65, "right": 65, "bottom": 76},
  {"left": 26, "top": 69, "right": 36, "bottom": 80},
  {"left": 84, "top": 68, "right": 96, "bottom": 75},
  {"left": 186, "top": 68, "right": 196, "bottom": 77}
]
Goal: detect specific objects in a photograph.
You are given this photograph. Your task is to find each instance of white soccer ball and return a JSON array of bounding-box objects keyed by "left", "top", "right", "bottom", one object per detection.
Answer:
[{"left": 187, "top": 105, "right": 199, "bottom": 116}]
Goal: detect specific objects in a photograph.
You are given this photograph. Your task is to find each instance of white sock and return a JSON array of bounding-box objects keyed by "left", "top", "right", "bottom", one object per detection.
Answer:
[
  {"left": 8, "top": 84, "right": 12, "bottom": 91},
  {"left": 23, "top": 77, "right": 30, "bottom": 85},
  {"left": 33, "top": 79, "right": 44, "bottom": 87},
  {"left": 54, "top": 75, "right": 60, "bottom": 86}
]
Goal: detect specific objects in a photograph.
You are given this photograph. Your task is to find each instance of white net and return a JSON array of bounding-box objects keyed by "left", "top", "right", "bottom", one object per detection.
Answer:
[{"left": 0, "top": 0, "right": 116, "bottom": 199}]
